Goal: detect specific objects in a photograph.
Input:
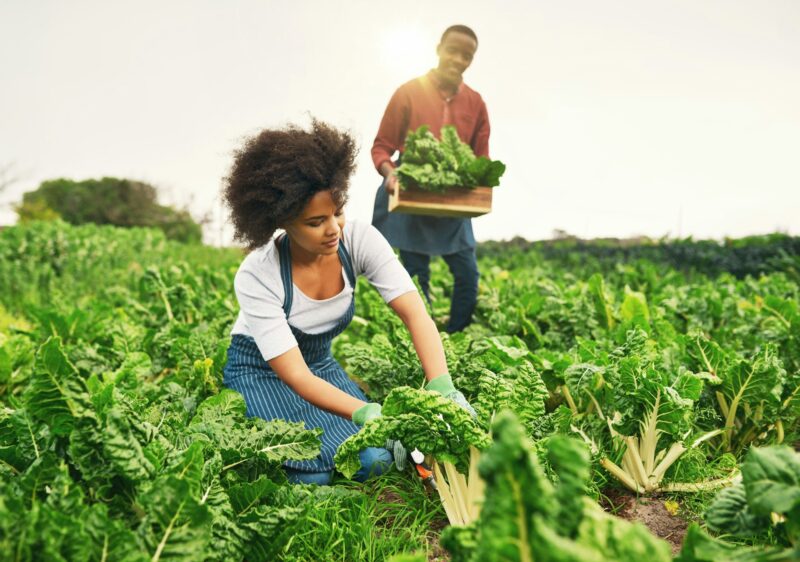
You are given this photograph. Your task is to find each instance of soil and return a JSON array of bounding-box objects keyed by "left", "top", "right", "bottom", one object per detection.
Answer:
[
  {"left": 600, "top": 488, "right": 689, "bottom": 555},
  {"left": 426, "top": 518, "right": 451, "bottom": 562}
]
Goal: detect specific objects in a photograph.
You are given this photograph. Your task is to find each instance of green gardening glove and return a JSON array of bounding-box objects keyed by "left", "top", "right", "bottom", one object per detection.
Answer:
[
  {"left": 351, "top": 402, "right": 408, "bottom": 471},
  {"left": 352, "top": 402, "right": 382, "bottom": 426},
  {"left": 425, "top": 374, "right": 477, "bottom": 418}
]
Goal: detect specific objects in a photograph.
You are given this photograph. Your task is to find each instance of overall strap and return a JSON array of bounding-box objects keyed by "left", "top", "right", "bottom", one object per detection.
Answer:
[
  {"left": 279, "top": 234, "right": 356, "bottom": 316},
  {"left": 337, "top": 240, "right": 356, "bottom": 288},
  {"left": 278, "top": 235, "right": 293, "bottom": 315}
]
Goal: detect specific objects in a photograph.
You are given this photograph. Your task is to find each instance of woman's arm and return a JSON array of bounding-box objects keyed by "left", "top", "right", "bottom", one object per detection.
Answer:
[
  {"left": 388, "top": 291, "right": 448, "bottom": 382},
  {"left": 268, "top": 347, "right": 366, "bottom": 419}
]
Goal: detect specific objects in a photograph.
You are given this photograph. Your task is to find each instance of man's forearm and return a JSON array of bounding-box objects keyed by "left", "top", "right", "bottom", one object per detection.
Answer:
[{"left": 379, "top": 161, "right": 395, "bottom": 178}]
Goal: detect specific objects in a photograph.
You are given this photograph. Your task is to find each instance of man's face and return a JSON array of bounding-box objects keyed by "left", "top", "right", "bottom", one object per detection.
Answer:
[{"left": 436, "top": 31, "right": 478, "bottom": 87}]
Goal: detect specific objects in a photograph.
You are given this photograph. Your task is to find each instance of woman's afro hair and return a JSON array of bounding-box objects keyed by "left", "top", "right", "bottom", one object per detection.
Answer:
[{"left": 224, "top": 119, "right": 357, "bottom": 249}]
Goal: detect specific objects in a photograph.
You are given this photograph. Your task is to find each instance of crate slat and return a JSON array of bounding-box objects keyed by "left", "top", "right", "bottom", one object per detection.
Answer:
[{"left": 388, "top": 185, "right": 493, "bottom": 218}]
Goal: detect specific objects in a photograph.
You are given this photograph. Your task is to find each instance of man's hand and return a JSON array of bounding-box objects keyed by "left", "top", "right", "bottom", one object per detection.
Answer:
[
  {"left": 425, "top": 374, "right": 477, "bottom": 418},
  {"left": 379, "top": 162, "right": 399, "bottom": 195},
  {"left": 383, "top": 173, "right": 399, "bottom": 195}
]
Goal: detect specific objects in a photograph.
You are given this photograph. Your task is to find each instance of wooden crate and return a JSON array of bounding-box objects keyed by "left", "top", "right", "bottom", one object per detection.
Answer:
[{"left": 388, "top": 184, "right": 493, "bottom": 218}]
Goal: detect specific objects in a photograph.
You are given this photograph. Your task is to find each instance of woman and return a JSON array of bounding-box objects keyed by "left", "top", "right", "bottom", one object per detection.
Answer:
[{"left": 222, "top": 120, "right": 472, "bottom": 485}]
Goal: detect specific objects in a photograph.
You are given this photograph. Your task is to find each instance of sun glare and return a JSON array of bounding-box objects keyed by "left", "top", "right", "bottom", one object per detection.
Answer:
[{"left": 381, "top": 27, "right": 430, "bottom": 78}]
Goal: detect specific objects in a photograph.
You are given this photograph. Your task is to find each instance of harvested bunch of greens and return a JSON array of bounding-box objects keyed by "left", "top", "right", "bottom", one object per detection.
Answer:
[{"left": 396, "top": 125, "right": 506, "bottom": 192}]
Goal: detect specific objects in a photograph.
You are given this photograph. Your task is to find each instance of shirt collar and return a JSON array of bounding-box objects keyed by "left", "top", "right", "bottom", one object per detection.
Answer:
[{"left": 427, "top": 69, "right": 463, "bottom": 98}]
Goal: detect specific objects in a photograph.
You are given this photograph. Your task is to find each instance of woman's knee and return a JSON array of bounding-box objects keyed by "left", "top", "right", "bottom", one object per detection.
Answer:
[{"left": 353, "top": 447, "right": 393, "bottom": 482}]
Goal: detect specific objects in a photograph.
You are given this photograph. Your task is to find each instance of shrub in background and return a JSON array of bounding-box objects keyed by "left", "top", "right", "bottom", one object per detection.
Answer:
[{"left": 16, "top": 177, "right": 202, "bottom": 243}]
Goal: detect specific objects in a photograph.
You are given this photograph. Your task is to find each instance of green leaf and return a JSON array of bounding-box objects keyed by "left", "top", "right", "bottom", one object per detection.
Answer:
[
  {"left": 675, "top": 524, "right": 766, "bottom": 562},
  {"left": 461, "top": 411, "right": 672, "bottom": 562},
  {"left": 588, "top": 274, "right": 615, "bottom": 331},
  {"left": 742, "top": 446, "right": 800, "bottom": 516},
  {"left": 620, "top": 287, "right": 650, "bottom": 332},
  {"left": 24, "top": 337, "right": 94, "bottom": 436},
  {"left": 396, "top": 125, "right": 505, "bottom": 191},
  {"left": 112, "top": 352, "right": 153, "bottom": 386},
  {"left": 188, "top": 393, "right": 321, "bottom": 470},
  {"left": 575, "top": 500, "right": 672, "bottom": 561},
  {"left": 193, "top": 388, "right": 246, "bottom": 420},
  {"left": 138, "top": 475, "right": 213, "bottom": 562},
  {"left": 548, "top": 435, "right": 591, "bottom": 537},
  {"left": 103, "top": 406, "right": 156, "bottom": 481},
  {"left": 227, "top": 475, "right": 280, "bottom": 515},
  {"left": 705, "top": 482, "right": 769, "bottom": 536},
  {"left": 335, "top": 387, "right": 490, "bottom": 478}
]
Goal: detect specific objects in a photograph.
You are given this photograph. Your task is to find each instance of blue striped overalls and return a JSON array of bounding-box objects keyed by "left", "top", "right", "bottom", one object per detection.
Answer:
[{"left": 223, "top": 236, "right": 370, "bottom": 474}]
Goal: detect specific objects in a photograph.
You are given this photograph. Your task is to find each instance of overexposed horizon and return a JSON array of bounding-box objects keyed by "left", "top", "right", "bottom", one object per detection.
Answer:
[{"left": 1, "top": 0, "right": 798, "bottom": 246}]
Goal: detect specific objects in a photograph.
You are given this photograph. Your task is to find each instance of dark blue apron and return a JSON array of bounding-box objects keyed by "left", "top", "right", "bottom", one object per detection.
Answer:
[
  {"left": 371, "top": 158, "right": 476, "bottom": 256},
  {"left": 223, "top": 235, "right": 367, "bottom": 472}
]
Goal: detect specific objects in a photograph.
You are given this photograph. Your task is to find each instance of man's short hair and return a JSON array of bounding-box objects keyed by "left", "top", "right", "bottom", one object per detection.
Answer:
[{"left": 441, "top": 24, "right": 478, "bottom": 46}]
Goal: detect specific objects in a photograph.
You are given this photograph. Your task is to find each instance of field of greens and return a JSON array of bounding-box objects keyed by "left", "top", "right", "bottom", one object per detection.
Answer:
[{"left": 1, "top": 220, "right": 798, "bottom": 561}]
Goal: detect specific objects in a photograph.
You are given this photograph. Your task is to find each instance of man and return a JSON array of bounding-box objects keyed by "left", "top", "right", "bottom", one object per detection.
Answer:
[{"left": 371, "top": 24, "right": 490, "bottom": 333}]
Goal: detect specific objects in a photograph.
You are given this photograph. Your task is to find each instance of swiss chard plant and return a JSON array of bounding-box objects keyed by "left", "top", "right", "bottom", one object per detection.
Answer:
[
  {"left": 395, "top": 125, "right": 506, "bottom": 192},
  {"left": 441, "top": 410, "right": 674, "bottom": 562},
  {"left": 334, "top": 386, "right": 490, "bottom": 479}
]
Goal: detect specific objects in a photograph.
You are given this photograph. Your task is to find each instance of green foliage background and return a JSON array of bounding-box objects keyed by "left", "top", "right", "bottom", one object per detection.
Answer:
[
  {"left": 1, "top": 221, "right": 798, "bottom": 561},
  {"left": 16, "top": 177, "right": 203, "bottom": 243}
]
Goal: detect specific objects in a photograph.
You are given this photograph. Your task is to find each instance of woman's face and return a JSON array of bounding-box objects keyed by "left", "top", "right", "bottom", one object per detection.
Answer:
[{"left": 283, "top": 190, "right": 345, "bottom": 257}]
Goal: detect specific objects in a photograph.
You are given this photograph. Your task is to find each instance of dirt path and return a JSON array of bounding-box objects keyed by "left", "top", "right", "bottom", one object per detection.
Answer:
[{"left": 600, "top": 488, "right": 689, "bottom": 555}]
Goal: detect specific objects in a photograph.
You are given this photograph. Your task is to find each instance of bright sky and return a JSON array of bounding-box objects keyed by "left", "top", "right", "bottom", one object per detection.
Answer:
[{"left": 1, "top": 0, "right": 798, "bottom": 245}]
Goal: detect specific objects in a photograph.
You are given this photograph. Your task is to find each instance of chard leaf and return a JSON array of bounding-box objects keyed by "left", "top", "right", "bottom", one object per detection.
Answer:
[
  {"left": 473, "top": 362, "right": 547, "bottom": 434},
  {"left": 138, "top": 475, "right": 213, "bottom": 562},
  {"left": 576, "top": 500, "right": 672, "bottom": 561},
  {"left": 742, "top": 445, "right": 800, "bottom": 516},
  {"left": 470, "top": 410, "right": 557, "bottom": 561},
  {"left": 396, "top": 125, "right": 505, "bottom": 191},
  {"left": 193, "top": 388, "right": 246, "bottom": 419},
  {"left": 672, "top": 371, "right": 705, "bottom": 401},
  {"left": 83, "top": 503, "right": 149, "bottom": 561},
  {"left": 335, "top": 387, "right": 490, "bottom": 478},
  {"left": 620, "top": 287, "right": 650, "bottom": 332},
  {"left": 227, "top": 475, "right": 280, "bottom": 515},
  {"left": 723, "top": 349, "right": 784, "bottom": 415},
  {"left": 238, "top": 504, "right": 306, "bottom": 561},
  {"left": 111, "top": 351, "right": 153, "bottom": 387},
  {"left": 548, "top": 435, "right": 591, "bottom": 538},
  {"left": 588, "top": 273, "right": 616, "bottom": 331},
  {"left": 24, "top": 337, "right": 94, "bottom": 436},
  {"left": 687, "top": 334, "right": 731, "bottom": 379},
  {"left": 104, "top": 406, "right": 156, "bottom": 481},
  {"left": 188, "top": 391, "right": 321, "bottom": 469},
  {"left": 0, "top": 407, "right": 49, "bottom": 471},
  {"left": 563, "top": 363, "right": 606, "bottom": 411},
  {"left": 705, "top": 482, "right": 768, "bottom": 536},
  {"left": 675, "top": 524, "right": 774, "bottom": 562}
]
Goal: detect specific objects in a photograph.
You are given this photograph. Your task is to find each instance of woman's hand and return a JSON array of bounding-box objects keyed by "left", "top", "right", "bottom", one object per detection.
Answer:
[
  {"left": 351, "top": 402, "right": 409, "bottom": 471},
  {"left": 425, "top": 374, "right": 477, "bottom": 418},
  {"left": 352, "top": 402, "right": 382, "bottom": 425}
]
